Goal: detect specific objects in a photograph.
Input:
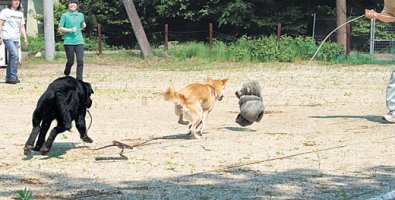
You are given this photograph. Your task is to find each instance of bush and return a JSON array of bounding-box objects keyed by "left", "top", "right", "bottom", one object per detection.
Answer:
[
  {"left": 150, "top": 36, "right": 346, "bottom": 63},
  {"left": 166, "top": 42, "right": 209, "bottom": 60},
  {"left": 22, "top": 35, "right": 45, "bottom": 53},
  {"left": 316, "top": 42, "right": 344, "bottom": 61}
]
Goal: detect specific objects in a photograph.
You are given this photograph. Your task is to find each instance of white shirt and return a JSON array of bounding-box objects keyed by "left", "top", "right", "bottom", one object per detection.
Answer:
[{"left": 0, "top": 8, "right": 25, "bottom": 41}]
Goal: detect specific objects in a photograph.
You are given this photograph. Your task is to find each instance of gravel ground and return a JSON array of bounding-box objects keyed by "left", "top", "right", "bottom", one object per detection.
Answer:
[{"left": 0, "top": 62, "right": 394, "bottom": 199}]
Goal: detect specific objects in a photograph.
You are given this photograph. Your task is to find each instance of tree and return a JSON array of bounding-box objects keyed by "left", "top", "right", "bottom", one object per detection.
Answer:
[
  {"left": 336, "top": 0, "right": 347, "bottom": 51},
  {"left": 43, "top": 0, "right": 55, "bottom": 61},
  {"left": 122, "top": 0, "right": 153, "bottom": 58}
]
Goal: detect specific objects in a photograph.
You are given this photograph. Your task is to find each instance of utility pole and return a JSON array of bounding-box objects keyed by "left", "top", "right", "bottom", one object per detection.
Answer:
[
  {"left": 122, "top": 0, "right": 153, "bottom": 58},
  {"left": 336, "top": 0, "right": 347, "bottom": 51},
  {"left": 43, "top": 0, "right": 55, "bottom": 61}
]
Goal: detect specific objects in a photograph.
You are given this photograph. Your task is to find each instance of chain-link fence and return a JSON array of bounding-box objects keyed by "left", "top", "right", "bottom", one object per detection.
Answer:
[{"left": 312, "top": 15, "right": 395, "bottom": 57}]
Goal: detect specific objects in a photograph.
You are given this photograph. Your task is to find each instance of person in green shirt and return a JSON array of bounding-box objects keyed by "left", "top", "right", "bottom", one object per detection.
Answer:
[{"left": 58, "top": 0, "right": 86, "bottom": 81}]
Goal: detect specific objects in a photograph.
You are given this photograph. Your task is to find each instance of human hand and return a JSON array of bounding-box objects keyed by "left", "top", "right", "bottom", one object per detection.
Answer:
[
  {"left": 365, "top": 9, "right": 378, "bottom": 19},
  {"left": 70, "top": 27, "right": 77, "bottom": 32}
]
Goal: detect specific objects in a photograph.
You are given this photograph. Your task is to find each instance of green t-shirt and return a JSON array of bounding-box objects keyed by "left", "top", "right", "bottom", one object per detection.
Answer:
[{"left": 59, "top": 10, "right": 85, "bottom": 45}]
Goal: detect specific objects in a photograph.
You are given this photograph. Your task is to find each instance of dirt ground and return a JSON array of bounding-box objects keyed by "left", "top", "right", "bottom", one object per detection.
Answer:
[{"left": 0, "top": 61, "right": 394, "bottom": 199}]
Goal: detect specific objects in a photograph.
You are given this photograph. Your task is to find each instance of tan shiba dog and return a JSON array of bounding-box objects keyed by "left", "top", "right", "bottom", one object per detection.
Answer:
[{"left": 164, "top": 78, "right": 228, "bottom": 138}]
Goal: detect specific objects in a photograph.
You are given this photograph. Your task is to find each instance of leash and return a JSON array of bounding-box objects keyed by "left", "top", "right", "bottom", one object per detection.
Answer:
[
  {"left": 83, "top": 110, "right": 150, "bottom": 160},
  {"left": 86, "top": 109, "right": 92, "bottom": 132}
]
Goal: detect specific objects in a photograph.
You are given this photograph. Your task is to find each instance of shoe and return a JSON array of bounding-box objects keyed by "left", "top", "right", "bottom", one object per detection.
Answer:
[
  {"left": 383, "top": 110, "right": 395, "bottom": 122},
  {"left": 5, "top": 77, "right": 18, "bottom": 84}
]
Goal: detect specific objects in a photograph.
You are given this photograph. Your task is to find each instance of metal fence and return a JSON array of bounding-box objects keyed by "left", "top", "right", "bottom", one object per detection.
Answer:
[{"left": 312, "top": 15, "right": 395, "bottom": 56}]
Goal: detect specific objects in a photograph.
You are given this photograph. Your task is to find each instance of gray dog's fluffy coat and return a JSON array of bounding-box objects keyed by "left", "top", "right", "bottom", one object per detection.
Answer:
[{"left": 235, "top": 81, "right": 265, "bottom": 127}]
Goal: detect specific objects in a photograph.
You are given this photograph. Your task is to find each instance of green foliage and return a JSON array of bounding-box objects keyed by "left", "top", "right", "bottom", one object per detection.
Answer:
[
  {"left": 209, "top": 40, "right": 230, "bottom": 62},
  {"left": 335, "top": 53, "right": 392, "bottom": 65},
  {"left": 35, "top": 2, "right": 68, "bottom": 43},
  {"left": 350, "top": 18, "right": 395, "bottom": 51},
  {"left": 227, "top": 36, "right": 254, "bottom": 62},
  {"left": 251, "top": 36, "right": 278, "bottom": 62},
  {"left": 277, "top": 36, "right": 298, "bottom": 62},
  {"left": 25, "top": 35, "right": 119, "bottom": 53},
  {"left": 14, "top": 188, "right": 32, "bottom": 200},
  {"left": 83, "top": 37, "right": 99, "bottom": 51},
  {"left": 219, "top": 0, "right": 254, "bottom": 28},
  {"left": 161, "top": 36, "right": 344, "bottom": 63},
  {"left": 22, "top": 35, "right": 45, "bottom": 52},
  {"left": 166, "top": 42, "right": 209, "bottom": 60},
  {"left": 34, "top": 1, "right": 382, "bottom": 48},
  {"left": 315, "top": 42, "right": 344, "bottom": 62}
]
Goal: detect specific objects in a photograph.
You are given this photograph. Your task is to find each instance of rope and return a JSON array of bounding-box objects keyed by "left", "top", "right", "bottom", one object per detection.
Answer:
[
  {"left": 86, "top": 109, "right": 92, "bottom": 132},
  {"left": 307, "top": 14, "right": 365, "bottom": 65}
]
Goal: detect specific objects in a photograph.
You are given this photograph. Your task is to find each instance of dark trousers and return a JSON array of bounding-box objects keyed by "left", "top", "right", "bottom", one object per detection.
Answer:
[{"left": 64, "top": 44, "right": 84, "bottom": 80}]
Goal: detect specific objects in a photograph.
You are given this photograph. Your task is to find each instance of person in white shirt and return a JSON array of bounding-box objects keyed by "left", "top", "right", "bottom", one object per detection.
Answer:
[
  {"left": 365, "top": 0, "right": 395, "bottom": 122},
  {"left": 0, "top": 0, "right": 28, "bottom": 84}
]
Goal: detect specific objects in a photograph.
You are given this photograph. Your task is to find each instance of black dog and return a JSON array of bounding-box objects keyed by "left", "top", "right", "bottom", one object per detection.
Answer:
[{"left": 24, "top": 76, "right": 94, "bottom": 155}]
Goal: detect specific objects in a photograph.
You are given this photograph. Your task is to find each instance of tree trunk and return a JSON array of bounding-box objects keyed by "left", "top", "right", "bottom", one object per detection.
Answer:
[
  {"left": 43, "top": 0, "right": 55, "bottom": 61},
  {"left": 122, "top": 0, "right": 153, "bottom": 58},
  {"left": 336, "top": 0, "right": 347, "bottom": 51}
]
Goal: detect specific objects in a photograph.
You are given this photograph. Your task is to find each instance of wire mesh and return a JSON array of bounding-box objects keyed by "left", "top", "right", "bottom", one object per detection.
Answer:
[{"left": 313, "top": 16, "right": 395, "bottom": 59}]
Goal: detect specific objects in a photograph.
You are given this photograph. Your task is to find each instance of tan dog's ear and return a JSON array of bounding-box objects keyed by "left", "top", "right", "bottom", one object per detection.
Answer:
[
  {"left": 221, "top": 79, "right": 228, "bottom": 85},
  {"left": 207, "top": 77, "right": 213, "bottom": 82}
]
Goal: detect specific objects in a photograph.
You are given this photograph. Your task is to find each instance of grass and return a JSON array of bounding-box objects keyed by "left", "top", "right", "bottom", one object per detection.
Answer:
[
  {"left": 14, "top": 188, "right": 32, "bottom": 200},
  {"left": 23, "top": 44, "right": 394, "bottom": 74},
  {"left": 23, "top": 51, "right": 143, "bottom": 66}
]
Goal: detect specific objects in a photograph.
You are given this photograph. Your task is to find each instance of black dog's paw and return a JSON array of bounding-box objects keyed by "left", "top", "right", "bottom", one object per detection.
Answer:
[
  {"left": 40, "top": 147, "right": 50, "bottom": 155},
  {"left": 81, "top": 136, "right": 93, "bottom": 143},
  {"left": 23, "top": 145, "right": 34, "bottom": 155}
]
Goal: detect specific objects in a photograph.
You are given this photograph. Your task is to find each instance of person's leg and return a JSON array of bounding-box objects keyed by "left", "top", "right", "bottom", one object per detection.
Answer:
[
  {"left": 75, "top": 44, "right": 84, "bottom": 80},
  {"left": 3, "top": 40, "right": 19, "bottom": 83},
  {"left": 384, "top": 68, "right": 395, "bottom": 122},
  {"left": 64, "top": 45, "right": 75, "bottom": 76}
]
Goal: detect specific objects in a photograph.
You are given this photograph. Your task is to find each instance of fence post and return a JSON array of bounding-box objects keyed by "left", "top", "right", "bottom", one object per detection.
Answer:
[
  {"left": 165, "top": 24, "right": 168, "bottom": 51},
  {"left": 98, "top": 24, "right": 102, "bottom": 55},
  {"left": 312, "top": 13, "right": 316, "bottom": 38},
  {"left": 277, "top": 22, "right": 281, "bottom": 43},
  {"left": 346, "top": 23, "right": 350, "bottom": 55},
  {"left": 369, "top": 19, "right": 375, "bottom": 54},
  {"left": 209, "top": 23, "right": 213, "bottom": 49}
]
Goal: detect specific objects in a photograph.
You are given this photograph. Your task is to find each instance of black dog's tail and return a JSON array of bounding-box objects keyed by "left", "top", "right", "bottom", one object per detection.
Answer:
[
  {"left": 31, "top": 108, "right": 42, "bottom": 127},
  {"left": 55, "top": 92, "right": 72, "bottom": 131}
]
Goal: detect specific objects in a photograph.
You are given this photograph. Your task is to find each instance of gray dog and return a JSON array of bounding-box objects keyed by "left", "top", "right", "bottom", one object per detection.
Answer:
[{"left": 235, "top": 81, "right": 264, "bottom": 126}]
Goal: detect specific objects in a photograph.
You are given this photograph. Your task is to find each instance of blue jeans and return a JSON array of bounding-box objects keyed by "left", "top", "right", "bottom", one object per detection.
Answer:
[{"left": 3, "top": 39, "right": 19, "bottom": 80}]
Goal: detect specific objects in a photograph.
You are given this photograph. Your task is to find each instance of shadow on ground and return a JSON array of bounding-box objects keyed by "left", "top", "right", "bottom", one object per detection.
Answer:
[
  {"left": 23, "top": 142, "right": 79, "bottom": 161},
  {"left": 310, "top": 115, "right": 394, "bottom": 124},
  {"left": 1, "top": 163, "right": 394, "bottom": 199},
  {"left": 223, "top": 126, "right": 257, "bottom": 132}
]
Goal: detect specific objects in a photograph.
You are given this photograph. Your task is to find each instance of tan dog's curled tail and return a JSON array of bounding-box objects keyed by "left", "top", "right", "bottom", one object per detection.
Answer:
[
  {"left": 164, "top": 83, "right": 177, "bottom": 101},
  {"left": 164, "top": 83, "right": 187, "bottom": 104}
]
